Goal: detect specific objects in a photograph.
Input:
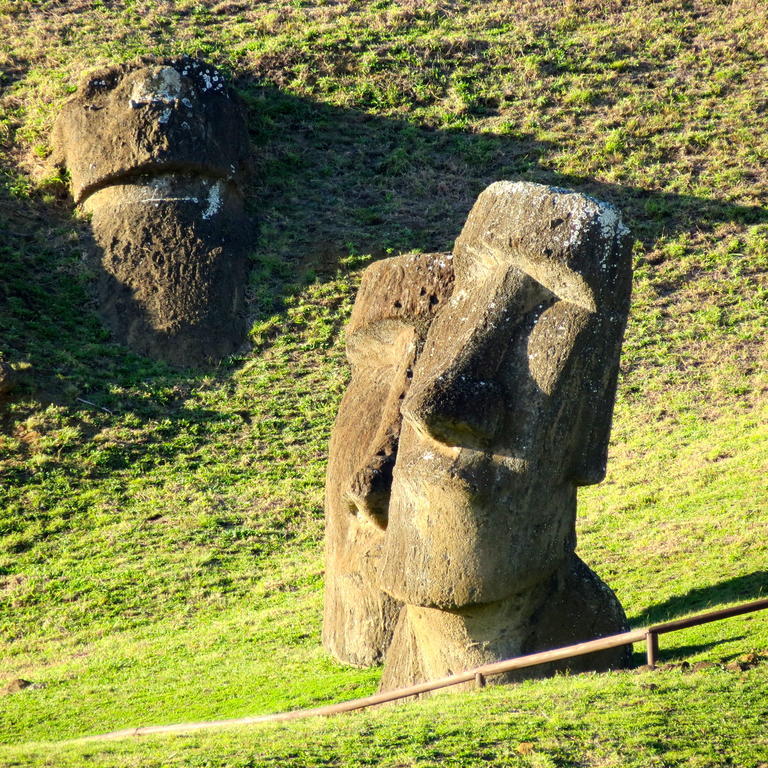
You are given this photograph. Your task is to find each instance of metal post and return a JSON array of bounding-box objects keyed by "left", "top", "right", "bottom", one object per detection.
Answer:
[{"left": 646, "top": 630, "right": 659, "bottom": 667}]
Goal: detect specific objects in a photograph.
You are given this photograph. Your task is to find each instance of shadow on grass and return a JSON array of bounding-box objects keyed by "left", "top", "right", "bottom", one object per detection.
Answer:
[
  {"left": 633, "top": 571, "right": 768, "bottom": 627},
  {"left": 3, "top": 78, "right": 768, "bottom": 468},
  {"left": 633, "top": 635, "right": 748, "bottom": 666},
  {"left": 236, "top": 80, "right": 768, "bottom": 327}
]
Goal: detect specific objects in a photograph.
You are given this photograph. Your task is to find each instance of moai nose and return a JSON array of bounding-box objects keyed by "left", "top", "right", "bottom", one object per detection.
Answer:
[{"left": 402, "top": 354, "right": 505, "bottom": 450}]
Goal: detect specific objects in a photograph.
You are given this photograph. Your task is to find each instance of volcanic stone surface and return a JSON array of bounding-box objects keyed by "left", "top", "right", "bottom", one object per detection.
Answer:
[
  {"left": 52, "top": 57, "right": 251, "bottom": 367},
  {"left": 324, "top": 181, "right": 634, "bottom": 691},
  {"left": 323, "top": 252, "right": 454, "bottom": 667}
]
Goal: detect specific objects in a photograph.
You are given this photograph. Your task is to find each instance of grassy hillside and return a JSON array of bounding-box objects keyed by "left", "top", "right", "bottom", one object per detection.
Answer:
[{"left": 1, "top": 0, "right": 767, "bottom": 766}]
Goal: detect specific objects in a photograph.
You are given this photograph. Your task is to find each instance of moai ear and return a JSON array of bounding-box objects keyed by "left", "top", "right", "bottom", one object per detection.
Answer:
[{"left": 566, "top": 306, "right": 629, "bottom": 486}]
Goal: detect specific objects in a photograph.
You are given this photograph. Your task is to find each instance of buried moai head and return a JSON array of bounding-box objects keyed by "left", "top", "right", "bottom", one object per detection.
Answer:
[
  {"left": 52, "top": 57, "right": 251, "bottom": 367},
  {"left": 324, "top": 181, "right": 633, "bottom": 690}
]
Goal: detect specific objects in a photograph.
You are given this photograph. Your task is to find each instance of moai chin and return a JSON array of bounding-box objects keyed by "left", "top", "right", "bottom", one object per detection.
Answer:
[
  {"left": 324, "top": 181, "right": 633, "bottom": 692},
  {"left": 52, "top": 57, "right": 251, "bottom": 367}
]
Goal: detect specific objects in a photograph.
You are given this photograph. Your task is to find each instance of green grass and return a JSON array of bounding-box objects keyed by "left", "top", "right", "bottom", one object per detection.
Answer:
[
  {"left": 1, "top": 0, "right": 768, "bottom": 766},
  {"left": 5, "top": 666, "right": 768, "bottom": 767}
]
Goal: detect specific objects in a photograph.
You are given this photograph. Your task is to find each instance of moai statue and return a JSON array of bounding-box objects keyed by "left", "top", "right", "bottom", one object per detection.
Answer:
[
  {"left": 324, "top": 181, "right": 633, "bottom": 692},
  {"left": 323, "top": 252, "right": 453, "bottom": 666},
  {"left": 52, "top": 57, "right": 251, "bottom": 367}
]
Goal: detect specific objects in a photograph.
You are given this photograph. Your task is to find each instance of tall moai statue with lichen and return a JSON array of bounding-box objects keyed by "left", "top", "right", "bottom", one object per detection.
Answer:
[
  {"left": 324, "top": 181, "right": 633, "bottom": 691},
  {"left": 52, "top": 56, "right": 251, "bottom": 367}
]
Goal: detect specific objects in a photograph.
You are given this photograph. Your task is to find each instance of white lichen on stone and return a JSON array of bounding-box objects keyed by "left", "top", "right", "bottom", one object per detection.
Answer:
[
  {"left": 202, "top": 180, "right": 224, "bottom": 220},
  {"left": 129, "top": 66, "right": 184, "bottom": 109},
  {"left": 595, "top": 201, "right": 630, "bottom": 271}
]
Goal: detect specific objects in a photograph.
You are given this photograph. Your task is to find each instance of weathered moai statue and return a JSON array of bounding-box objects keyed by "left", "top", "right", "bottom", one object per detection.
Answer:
[
  {"left": 324, "top": 181, "right": 633, "bottom": 692},
  {"left": 323, "top": 252, "right": 453, "bottom": 667},
  {"left": 52, "top": 57, "right": 251, "bottom": 367}
]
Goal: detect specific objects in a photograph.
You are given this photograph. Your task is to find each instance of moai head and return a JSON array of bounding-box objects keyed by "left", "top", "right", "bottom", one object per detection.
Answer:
[
  {"left": 52, "top": 57, "right": 251, "bottom": 366},
  {"left": 323, "top": 252, "right": 454, "bottom": 666},
  {"left": 324, "top": 182, "right": 632, "bottom": 689},
  {"left": 377, "top": 182, "right": 633, "bottom": 611}
]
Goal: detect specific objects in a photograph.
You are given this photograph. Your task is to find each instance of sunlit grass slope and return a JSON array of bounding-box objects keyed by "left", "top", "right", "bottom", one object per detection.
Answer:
[{"left": 1, "top": 0, "right": 767, "bottom": 766}]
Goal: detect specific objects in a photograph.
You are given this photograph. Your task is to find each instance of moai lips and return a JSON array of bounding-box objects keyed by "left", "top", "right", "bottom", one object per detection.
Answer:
[
  {"left": 52, "top": 57, "right": 251, "bottom": 367},
  {"left": 323, "top": 252, "right": 454, "bottom": 667}
]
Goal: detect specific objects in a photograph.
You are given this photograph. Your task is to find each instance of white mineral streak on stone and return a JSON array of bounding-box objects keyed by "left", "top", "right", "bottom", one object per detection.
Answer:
[
  {"left": 82, "top": 178, "right": 204, "bottom": 212},
  {"left": 129, "top": 67, "right": 184, "bottom": 108},
  {"left": 595, "top": 202, "right": 630, "bottom": 271},
  {"left": 202, "top": 180, "right": 224, "bottom": 220},
  {"left": 141, "top": 196, "right": 199, "bottom": 203}
]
